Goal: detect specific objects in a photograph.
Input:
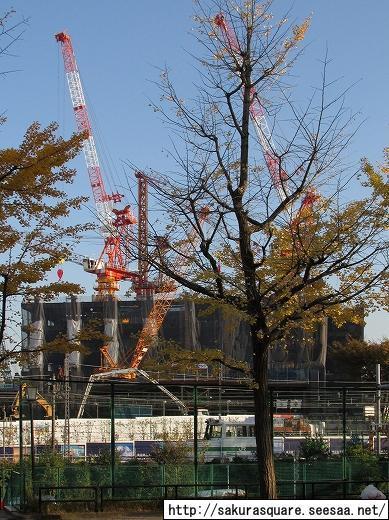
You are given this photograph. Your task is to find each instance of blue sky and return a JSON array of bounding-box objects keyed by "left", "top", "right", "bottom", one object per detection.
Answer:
[{"left": 1, "top": 1, "right": 388, "bottom": 340}]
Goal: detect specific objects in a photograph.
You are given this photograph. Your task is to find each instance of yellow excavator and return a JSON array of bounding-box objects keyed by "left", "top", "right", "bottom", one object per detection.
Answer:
[{"left": 12, "top": 383, "right": 53, "bottom": 418}]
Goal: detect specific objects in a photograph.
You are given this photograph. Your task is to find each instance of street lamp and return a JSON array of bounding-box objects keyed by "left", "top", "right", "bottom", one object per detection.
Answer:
[{"left": 26, "top": 386, "right": 37, "bottom": 478}]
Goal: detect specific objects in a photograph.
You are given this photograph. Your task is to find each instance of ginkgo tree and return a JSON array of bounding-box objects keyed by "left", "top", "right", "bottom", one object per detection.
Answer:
[
  {"left": 0, "top": 10, "right": 95, "bottom": 367},
  {"left": 0, "top": 122, "right": 91, "bottom": 365},
  {"left": 124, "top": 0, "right": 388, "bottom": 498}
]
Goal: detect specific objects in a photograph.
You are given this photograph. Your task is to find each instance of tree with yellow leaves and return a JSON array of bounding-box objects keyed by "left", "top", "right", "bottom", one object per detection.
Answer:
[
  {"left": 1, "top": 11, "right": 108, "bottom": 376},
  {"left": 1, "top": 10, "right": 96, "bottom": 367},
  {"left": 0, "top": 121, "right": 90, "bottom": 364},
  {"left": 123, "top": 0, "right": 388, "bottom": 498}
]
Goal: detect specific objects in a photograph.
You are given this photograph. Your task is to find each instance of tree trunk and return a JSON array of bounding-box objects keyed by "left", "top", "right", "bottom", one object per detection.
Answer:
[
  {"left": 253, "top": 341, "right": 277, "bottom": 498},
  {"left": 0, "top": 273, "right": 8, "bottom": 355}
]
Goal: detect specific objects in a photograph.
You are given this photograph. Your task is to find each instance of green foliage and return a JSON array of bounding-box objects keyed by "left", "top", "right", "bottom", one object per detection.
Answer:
[
  {"left": 149, "top": 440, "right": 191, "bottom": 465},
  {"left": 93, "top": 447, "right": 121, "bottom": 465},
  {"left": 65, "top": 461, "right": 91, "bottom": 488},
  {"left": 38, "top": 449, "right": 66, "bottom": 468},
  {"left": 328, "top": 338, "right": 389, "bottom": 381},
  {"left": 0, "top": 459, "right": 13, "bottom": 498},
  {"left": 299, "top": 435, "right": 330, "bottom": 460},
  {"left": 346, "top": 445, "right": 381, "bottom": 481},
  {"left": 148, "top": 439, "right": 194, "bottom": 488},
  {"left": 38, "top": 449, "right": 65, "bottom": 489}
]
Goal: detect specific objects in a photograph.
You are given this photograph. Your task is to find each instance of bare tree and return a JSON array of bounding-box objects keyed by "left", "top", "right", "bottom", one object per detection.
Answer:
[
  {"left": 124, "top": 0, "right": 388, "bottom": 497},
  {"left": 0, "top": 9, "right": 28, "bottom": 78}
]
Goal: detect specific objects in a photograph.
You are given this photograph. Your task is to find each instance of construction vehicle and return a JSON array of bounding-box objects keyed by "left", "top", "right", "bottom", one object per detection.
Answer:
[{"left": 12, "top": 383, "right": 52, "bottom": 418}]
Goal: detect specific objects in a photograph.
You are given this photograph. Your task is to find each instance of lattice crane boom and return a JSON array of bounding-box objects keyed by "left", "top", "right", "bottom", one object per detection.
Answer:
[
  {"left": 100, "top": 207, "right": 209, "bottom": 375},
  {"left": 133, "top": 171, "right": 155, "bottom": 298},
  {"left": 126, "top": 207, "right": 209, "bottom": 372},
  {"left": 56, "top": 32, "right": 138, "bottom": 296},
  {"left": 55, "top": 32, "right": 121, "bottom": 231}
]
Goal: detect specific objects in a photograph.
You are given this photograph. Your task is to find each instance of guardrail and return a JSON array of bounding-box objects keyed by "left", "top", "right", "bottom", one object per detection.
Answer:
[
  {"left": 277, "top": 479, "right": 389, "bottom": 499},
  {"left": 35, "top": 479, "right": 389, "bottom": 513},
  {"left": 38, "top": 486, "right": 98, "bottom": 513}
]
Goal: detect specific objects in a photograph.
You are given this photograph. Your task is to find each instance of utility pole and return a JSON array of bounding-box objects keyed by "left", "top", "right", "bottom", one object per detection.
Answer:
[
  {"left": 50, "top": 375, "right": 58, "bottom": 452},
  {"left": 376, "top": 363, "right": 381, "bottom": 455},
  {"left": 63, "top": 353, "right": 70, "bottom": 457}
]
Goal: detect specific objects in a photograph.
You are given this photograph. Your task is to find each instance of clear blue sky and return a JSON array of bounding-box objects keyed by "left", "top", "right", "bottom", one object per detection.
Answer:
[{"left": 1, "top": 1, "right": 388, "bottom": 340}]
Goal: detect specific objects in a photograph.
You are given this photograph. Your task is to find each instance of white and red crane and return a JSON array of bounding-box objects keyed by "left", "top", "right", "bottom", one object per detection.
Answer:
[
  {"left": 56, "top": 31, "right": 207, "bottom": 413},
  {"left": 56, "top": 32, "right": 139, "bottom": 297}
]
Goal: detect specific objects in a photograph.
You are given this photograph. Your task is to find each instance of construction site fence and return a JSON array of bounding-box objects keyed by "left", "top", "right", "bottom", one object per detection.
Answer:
[{"left": 2, "top": 459, "right": 389, "bottom": 510}]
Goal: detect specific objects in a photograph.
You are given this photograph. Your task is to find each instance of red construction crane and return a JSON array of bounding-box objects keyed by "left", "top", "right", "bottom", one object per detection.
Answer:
[
  {"left": 56, "top": 32, "right": 139, "bottom": 297},
  {"left": 127, "top": 205, "right": 209, "bottom": 375},
  {"left": 78, "top": 207, "right": 209, "bottom": 416}
]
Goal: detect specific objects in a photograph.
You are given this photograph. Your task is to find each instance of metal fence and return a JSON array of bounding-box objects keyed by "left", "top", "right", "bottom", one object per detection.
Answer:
[
  {"left": 1, "top": 380, "right": 388, "bottom": 511},
  {"left": 36, "top": 478, "right": 389, "bottom": 513},
  {"left": 3, "top": 459, "right": 389, "bottom": 511}
]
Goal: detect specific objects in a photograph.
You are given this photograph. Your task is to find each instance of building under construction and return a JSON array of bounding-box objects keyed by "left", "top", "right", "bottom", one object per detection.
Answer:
[
  {"left": 17, "top": 32, "right": 362, "bottom": 400},
  {"left": 20, "top": 297, "right": 363, "bottom": 384}
]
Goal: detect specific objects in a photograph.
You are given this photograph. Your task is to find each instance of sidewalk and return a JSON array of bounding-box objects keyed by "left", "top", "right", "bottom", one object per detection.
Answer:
[
  {"left": 1, "top": 509, "right": 60, "bottom": 520},
  {"left": 59, "top": 514, "right": 162, "bottom": 520},
  {"left": 1, "top": 510, "right": 162, "bottom": 520}
]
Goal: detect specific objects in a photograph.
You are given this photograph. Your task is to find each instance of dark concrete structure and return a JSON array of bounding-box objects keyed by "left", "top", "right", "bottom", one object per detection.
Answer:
[{"left": 21, "top": 298, "right": 364, "bottom": 383}]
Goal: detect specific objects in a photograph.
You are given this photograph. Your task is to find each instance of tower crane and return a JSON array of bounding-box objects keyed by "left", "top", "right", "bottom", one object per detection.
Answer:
[
  {"left": 99, "top": 205, "right": 209, "bottom": 375},
  {"left": 56, "top": 32, "right": 139, "bottom": 298},
  {"left": 133, "top": 171, "right": 155, "bottom": 298},
  {"left": 124, "top": 205, "right": 209, "bottom": 376}
]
